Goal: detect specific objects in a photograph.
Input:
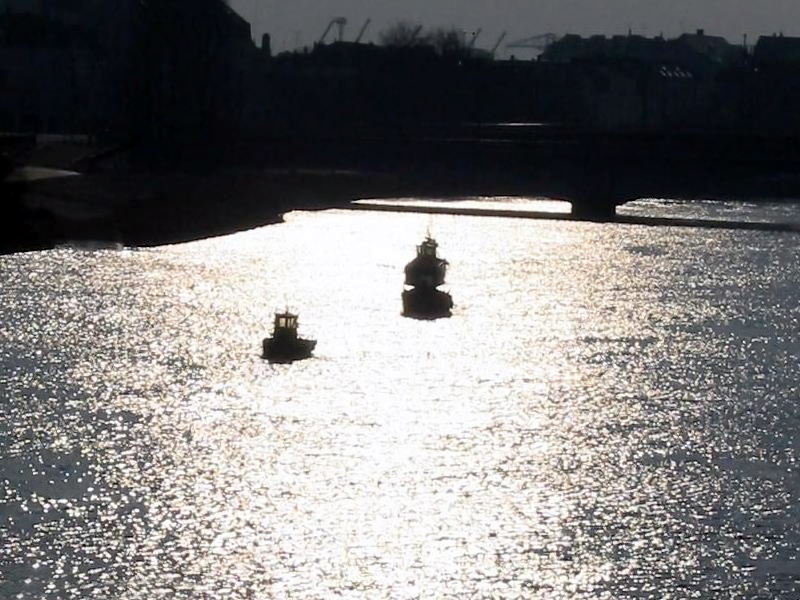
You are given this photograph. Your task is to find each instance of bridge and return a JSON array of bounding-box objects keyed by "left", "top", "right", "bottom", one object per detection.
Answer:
[
  {"left": 4, "top": 127, "right": 800, "bottom": 252},
  {"left": 251, "top": 126, "right": 800, "bottom": 220}
]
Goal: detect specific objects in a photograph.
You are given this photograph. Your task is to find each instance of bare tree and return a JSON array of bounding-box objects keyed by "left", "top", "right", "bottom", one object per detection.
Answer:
[
  {"left": 379, "top": 22, "right": 469, "bottom": 56},
  {"left": 378, "top": 21, "right": 424, "bottom": 47},
  {"left": 427, "top": 26, "right": 468, "bottom": 57}
]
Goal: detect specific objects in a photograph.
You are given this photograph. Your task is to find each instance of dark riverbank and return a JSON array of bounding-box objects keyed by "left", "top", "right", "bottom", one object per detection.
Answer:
[
  {"left": 1, "top": 168, "right": 382, "bottom": 255},
  {"left": 6, "top": 170, "right": 800, "bottom": 257}
]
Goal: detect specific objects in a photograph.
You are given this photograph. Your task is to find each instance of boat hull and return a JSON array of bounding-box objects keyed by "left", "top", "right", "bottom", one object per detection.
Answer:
[
  {"left": 262, "top": 337, "right": 317, "bottom": 363},
  {"left": 401, "top": 287, "right": 453, "bottom": 320}
]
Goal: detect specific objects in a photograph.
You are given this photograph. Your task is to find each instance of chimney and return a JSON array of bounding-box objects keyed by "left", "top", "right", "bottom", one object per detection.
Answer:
[
  {"left": 696, "top": 29, "right": 705, "bottom": 36},
  {"left": 261, "top": 33, "right": 272, "bottom": 57}
]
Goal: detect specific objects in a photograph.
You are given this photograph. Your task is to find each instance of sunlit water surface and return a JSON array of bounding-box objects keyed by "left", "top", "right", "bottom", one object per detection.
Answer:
[{"left": 2, "top": 199, "right": 800, "bottom": 599}]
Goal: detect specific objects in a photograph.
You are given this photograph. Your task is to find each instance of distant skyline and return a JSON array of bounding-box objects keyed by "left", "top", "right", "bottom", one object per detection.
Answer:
[{"left": 231, "top": 0, "right": 799, "bottom": 54}]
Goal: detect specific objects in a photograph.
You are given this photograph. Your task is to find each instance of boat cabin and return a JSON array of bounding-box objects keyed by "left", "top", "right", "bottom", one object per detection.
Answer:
[
  {"left": 263, "top": 310, "right": 317, "bottom": 362},
  {"left": 273, "top": 312, "right": 298, "bottom": 338},
  {"left": 417, "top": 237, "right": 438, "bottom": 258}
]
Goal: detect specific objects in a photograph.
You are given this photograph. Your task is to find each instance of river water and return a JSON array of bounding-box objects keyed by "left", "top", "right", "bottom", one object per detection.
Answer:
[{"left": 1, "top": 199, "right": 800, "bottom": 599}]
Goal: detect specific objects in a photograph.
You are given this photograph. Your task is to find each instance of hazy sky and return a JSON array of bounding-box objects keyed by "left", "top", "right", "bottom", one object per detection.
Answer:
[{"left": 230, "top": 0, "right": 798, "bottom": 55}]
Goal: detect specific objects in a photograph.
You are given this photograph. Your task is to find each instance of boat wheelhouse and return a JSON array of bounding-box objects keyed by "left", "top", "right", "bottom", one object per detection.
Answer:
[{"left": 262, "top": 311, "right": 317, "bottom": 363}]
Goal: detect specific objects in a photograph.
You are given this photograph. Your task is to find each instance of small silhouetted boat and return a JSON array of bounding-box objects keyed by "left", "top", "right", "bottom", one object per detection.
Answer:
[
  {"left": 402, "top": 236, "right": 453, "bottom": 319},
  {"left": 262, "top": 311, "right": 316, "bottom": 363}
]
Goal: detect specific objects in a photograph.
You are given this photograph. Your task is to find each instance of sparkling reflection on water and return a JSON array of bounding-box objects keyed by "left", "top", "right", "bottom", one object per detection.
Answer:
[{"left": 2, "top": 200, "right": 800, "bottom": 598}]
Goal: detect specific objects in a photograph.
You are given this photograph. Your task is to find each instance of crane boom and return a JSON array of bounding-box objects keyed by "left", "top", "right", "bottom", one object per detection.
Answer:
[
  {"left": 319, "top": 17, "right": 347, "bottom": 44},
  {"left": 490, "top": 31, "right": 506, "bottom": 56},
  {"left": 467, "top": 28, "right": 482, "bottom": 49},
  {"left": 506, "top": 32, "right": 558, "bottom": 50},
  {"left": 354, "top": 18, "right": 371, "bottom": 43}
]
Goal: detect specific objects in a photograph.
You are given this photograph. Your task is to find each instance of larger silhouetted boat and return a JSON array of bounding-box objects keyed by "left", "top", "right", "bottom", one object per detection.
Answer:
[
  {"left": 401, "top": 236, "right": 453, "bottom": 319},
  {"left": 262, "top": 311, "right": 316, "bottom": 363}
]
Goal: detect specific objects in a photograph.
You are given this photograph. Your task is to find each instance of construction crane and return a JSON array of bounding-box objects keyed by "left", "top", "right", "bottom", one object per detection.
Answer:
[
  {"left": 319, "top": 17, "right": 347, "bottom": 44},
  {"left": 467, "top": 28, "right": 482, "bottom": 49},
  {"left": 490, "top": 31, "right": 507, "bottom": 57},
  {"left": 506, "top": 32, "right": 559, "bottom": 51},
  {"left": 354, "top": 18, "right": 371, "bottom": 43}
]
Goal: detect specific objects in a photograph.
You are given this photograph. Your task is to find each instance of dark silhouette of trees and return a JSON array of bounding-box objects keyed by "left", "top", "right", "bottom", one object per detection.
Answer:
[
  {"left": 378, "top": 21, "right": 424, "bottom": 47},
  {"left": 378, "top": 22, "right": 469, "bottom": 57},
  {"left": 427, "top": 26, "right": 468, "bottom": 57}
]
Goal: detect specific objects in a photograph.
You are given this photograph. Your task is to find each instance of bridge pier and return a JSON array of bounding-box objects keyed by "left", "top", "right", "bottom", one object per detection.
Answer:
[{"left": 570, "top": 198, "right": 617, "bottom": 222}]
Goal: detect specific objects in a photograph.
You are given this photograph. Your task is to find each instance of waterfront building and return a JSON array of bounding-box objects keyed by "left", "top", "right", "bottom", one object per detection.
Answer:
[
  {"left": 753, "top": 34, "right": 800, "bottom": 65},
  {"left": 0, "top": 0, "right": 258, "bottom": 142}
]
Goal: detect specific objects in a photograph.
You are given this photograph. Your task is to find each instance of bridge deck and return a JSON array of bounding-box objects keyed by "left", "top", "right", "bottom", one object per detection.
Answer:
[{"left": 346, "top": 201, "right": 800, "bottom": 233}]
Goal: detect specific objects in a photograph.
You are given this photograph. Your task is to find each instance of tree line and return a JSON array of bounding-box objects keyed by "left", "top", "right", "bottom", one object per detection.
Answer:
[{"left": 377, "top": 21, "right": 472, "bottom": 56}]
